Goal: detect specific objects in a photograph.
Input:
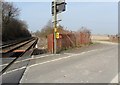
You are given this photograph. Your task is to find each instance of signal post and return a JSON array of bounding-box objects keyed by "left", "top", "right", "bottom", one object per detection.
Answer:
[{"left": 52, "top": 0, "right": 66, "bottom": 54}]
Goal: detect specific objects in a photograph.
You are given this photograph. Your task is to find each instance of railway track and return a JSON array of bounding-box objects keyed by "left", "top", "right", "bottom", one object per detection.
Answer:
[
  {"left": 1, "top": 37, "right": 38, "bottom": 84},
  {"left": 0, "top": 37, "right": 33, "bottom": 49},
  {"left": 1, "top": 37, "right": 35, "bottom": 58}
]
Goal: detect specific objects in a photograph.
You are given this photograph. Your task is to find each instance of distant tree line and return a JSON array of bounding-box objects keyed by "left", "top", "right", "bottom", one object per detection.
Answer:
[{"left": 2, "top": 2, "right": 31, "bottom": 42}]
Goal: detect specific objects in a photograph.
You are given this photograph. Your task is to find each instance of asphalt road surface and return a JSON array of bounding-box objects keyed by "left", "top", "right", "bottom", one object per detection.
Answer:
[{"left": 19, "top": 42, "right": 118, "bottom": 83}]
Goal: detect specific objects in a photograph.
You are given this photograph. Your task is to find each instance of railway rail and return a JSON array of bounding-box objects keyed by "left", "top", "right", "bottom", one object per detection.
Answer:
[
  {"left": 2, "top": 37, "right": 35, "bottom": 58},
  {"left": 1, "top": 37, "right": 38, "bottom": 84},
  {"left": 0, "top": 37, "right": 33, "bottom": 49}
]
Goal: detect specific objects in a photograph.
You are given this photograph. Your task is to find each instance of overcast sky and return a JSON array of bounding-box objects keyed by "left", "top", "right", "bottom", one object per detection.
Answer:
[{"left": 5, "top": 0, "right": 118, "bottom": 34}]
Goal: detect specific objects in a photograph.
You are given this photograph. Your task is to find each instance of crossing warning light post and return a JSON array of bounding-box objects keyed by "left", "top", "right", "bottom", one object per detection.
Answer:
[
  {"left": 53, "top": 0, "right": 57, "bottom": 54},
  {"left": 52, "top": 0, "right": 66, "bottom": 54}
]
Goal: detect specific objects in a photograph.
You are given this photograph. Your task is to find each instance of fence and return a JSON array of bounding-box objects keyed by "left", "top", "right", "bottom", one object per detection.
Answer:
[{"left": 47, "top": 32, "right": 91, "bottom": 53}]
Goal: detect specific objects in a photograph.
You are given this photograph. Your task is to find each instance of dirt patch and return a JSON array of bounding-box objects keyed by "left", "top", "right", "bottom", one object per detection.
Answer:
[{"left": 32, "top": 48, "right": 47, "bottom": 55}]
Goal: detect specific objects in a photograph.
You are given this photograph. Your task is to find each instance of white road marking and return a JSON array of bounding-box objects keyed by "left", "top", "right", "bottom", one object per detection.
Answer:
[
  {"left": 19, "top": 63, "right": 30, "bottom": 83},
  {"left": 29, "top": 55, "right": 71, "bottom": 68},
  {"left": 1, "top": 45, "right": 115, "bottom": 67},
  {"left": 0, "top": 54, "right": 54, "bottom": 67},
  {"left": 110, "top": 74, "right": 118, "bottom": 83},
  {"left": 1, "top": 47, "right": 115, "bottom": 75},
  {"left": 64, "top": 49, "right": 98, "bottom": 56},
  {"left": 64, "top": 53, "right": 76, "bottom": 55},
  {"left": 2, "top": 49, "right": 101, "bottom": 75},
  {"left": 0, "top": 63, "right": 8, "bottom": 67},
  {"left": 29, "top": 49, "right": 99, "bottom": 68},
  {"left": 2, "top": 66, "right": 26, "bottom": 75},
  {"left": 1, "top": 54, "right": 58, "bottom": 75},
  {"left": 1, "top": 50, "right": 94, "bottom": 75}
]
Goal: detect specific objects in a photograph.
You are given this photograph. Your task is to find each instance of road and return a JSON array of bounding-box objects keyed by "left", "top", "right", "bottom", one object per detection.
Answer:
[{"left": 18, "top": 42, "right": 118, "bottom": 83}]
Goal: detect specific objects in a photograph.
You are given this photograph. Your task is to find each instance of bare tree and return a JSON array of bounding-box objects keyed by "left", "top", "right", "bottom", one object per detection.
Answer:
[
  {"left": 35, "top": 20, "right": 66, "bottom": 38},
  {"left": 2, "top": 1, "right": 31, "bottom": 42},
  {"left": 37, "top": 20, "right": 53, "bottom": 38},
  {"left": 2, "top": 2, "right": 20, "bottom": 25},
  {"left": 78, "top": 26, "right": 91, "bottom": 34}
]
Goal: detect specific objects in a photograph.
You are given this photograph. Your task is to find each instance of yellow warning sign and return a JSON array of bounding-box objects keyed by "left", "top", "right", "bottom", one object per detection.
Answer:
[{"left": 56, "top": 32, "right": 59, "bottom": 39}]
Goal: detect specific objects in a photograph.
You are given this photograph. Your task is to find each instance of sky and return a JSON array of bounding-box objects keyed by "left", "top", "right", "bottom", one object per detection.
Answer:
[
  {"left": 5, "top": 0, "right": 120, "bottom": 2},
  {"left": 5, "top": 0, "right": 118, "bottom": 35}
]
